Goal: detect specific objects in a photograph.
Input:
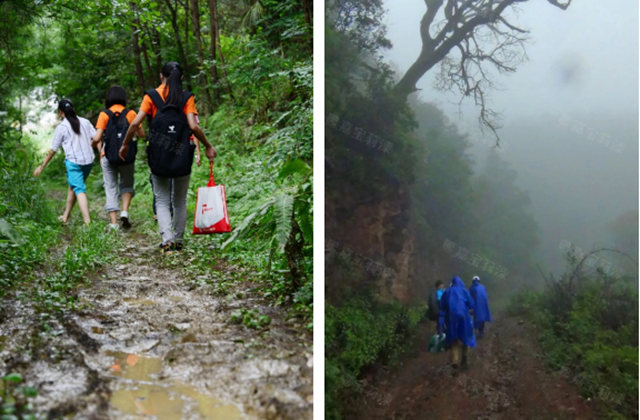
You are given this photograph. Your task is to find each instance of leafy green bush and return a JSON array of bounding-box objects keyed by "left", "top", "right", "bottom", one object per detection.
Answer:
[
  {"left": 0, "top": 373, "right": 37, "bottom": 419},
  {"left": 325, "top": 295, "right": 426, "bottom": 419},
  {"left": 0, "top": 136, "right": 59, "bottom": 295},
  {"left": 179, "top": 55, "right": 313, "bottom": 321},
  {"left": 230, "top": 308, "right": 271, "bottom": 330},
  {"left": 512, "top": 264, "right": 638, "bottom": 418}
]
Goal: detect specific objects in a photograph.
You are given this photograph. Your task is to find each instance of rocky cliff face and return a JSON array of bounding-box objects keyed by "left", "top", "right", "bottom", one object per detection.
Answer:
[{"left": 326, "top": 187, "right": 454, "bottom": 304}]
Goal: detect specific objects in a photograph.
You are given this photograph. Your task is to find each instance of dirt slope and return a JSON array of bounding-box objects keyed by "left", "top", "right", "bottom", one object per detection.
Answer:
[
  {"left": 351, "top": 317, "right": 594, "bottom": 420},
  {"left": 0, "top": 230, "right": 312, "bottom": 419}
]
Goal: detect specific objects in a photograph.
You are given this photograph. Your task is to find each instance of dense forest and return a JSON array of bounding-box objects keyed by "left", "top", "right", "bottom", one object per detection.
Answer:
[
  {"left": 0, "top": 0, "right": 312, "bottom": 417},
  {"left": 325, "top": 1, "right": 637, "bottom": 419}
]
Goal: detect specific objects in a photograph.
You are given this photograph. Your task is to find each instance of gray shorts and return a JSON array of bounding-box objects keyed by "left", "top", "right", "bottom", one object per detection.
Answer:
[{"left": 101, "top": 156, "right": 135, "bottom": 213}]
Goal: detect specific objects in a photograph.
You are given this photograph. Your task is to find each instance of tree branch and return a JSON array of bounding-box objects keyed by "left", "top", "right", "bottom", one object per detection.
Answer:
[
  {"left": 546, "top": 0, "right": 571, "bottom": 10},
  {"left": 393, "top": 0, "right": 570, "bottom": 143}
]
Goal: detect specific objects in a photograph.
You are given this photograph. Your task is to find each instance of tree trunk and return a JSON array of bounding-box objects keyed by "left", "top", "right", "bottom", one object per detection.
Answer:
[
  {"left": 181, "top": 0, "right": 193, "bottom": 91},
  {"left": 189, "top": 0, "right": 213, "bottom": 112},
  {"left": 209, "top": 0, "right": 233, "bottom": 100},
  {"left": 140, "top": 38, "right": 155, "bottom": 86},
  {"left": 301, "top": 0, "right": 312, "bottom": 51},
  {"left": 207, "top": 0, "right": 220, "bottom": 102},
  {"left": 163, "top": 0, "right": 191, "bottom": 89},
  {"left": 129, "top": 2, "right": 148, "bottom": 93},
  {"left": 284, "top": 217, "right": 305, "bottom": 293},
  {"left": 131, "top": 29, "right": 146, "bottom": 94},
  {"left": 301, "top": 0, "right": 312, "bottom": 27},
  {"left": 152, "top": 28, "right": 163, "bottom": 83}
]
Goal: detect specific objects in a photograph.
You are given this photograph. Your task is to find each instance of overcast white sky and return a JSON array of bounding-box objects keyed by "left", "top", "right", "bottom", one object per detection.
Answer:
[{"left": 383, "top": 1, "right": 639, "bottom": 130}]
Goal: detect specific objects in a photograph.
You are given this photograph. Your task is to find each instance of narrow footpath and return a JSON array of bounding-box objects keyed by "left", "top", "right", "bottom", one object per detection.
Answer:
[
  {"left": 351, "top": 317, "right": 594, "bottom": 419},
  {"left": 0, "top": 226, "right": 312, "bottom": 419}
]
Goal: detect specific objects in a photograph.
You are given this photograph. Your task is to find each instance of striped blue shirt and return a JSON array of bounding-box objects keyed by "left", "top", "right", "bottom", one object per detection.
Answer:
[{"left": 51, "top": 117, "right": 96, "bottom": 166}]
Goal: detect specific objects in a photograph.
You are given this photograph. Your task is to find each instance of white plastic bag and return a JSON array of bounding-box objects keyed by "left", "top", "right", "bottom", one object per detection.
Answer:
[{"left": 193, "top": 163, "right": 231, "bottom": 234}]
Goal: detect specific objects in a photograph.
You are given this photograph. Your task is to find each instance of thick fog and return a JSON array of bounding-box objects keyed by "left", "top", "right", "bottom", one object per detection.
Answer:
[{"left": 383, "top": 1, "right": 638, "bottom": 276}]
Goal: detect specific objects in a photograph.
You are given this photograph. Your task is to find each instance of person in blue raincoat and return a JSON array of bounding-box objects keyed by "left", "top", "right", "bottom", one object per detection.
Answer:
[
  {"left": 438, "top": 276, "right": 476, "bottom": 368},
  {"left": 469, "top": 275, "right": 492, "bottom": 338}
]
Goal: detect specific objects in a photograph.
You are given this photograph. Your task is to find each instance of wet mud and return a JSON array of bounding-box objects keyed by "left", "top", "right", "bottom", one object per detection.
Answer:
[
  {"left": 352, "top": 317, "right": 594, "bottom": 419},
  {"left": 0, "top": 235, "right": 312, "bottom": 419}
]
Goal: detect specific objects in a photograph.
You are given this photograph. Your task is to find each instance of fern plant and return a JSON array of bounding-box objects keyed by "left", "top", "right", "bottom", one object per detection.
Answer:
[{"left": 223, "top": 158, "right": 312, "bottom": 292}]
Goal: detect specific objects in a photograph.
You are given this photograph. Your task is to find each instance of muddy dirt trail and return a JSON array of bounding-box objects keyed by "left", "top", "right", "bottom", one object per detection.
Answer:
[
  {"left": 352, "top": 317, "right": 595, "bottom": 419},
  {"left": 0, "top": 229, "right": 312, "bottom": 419}
]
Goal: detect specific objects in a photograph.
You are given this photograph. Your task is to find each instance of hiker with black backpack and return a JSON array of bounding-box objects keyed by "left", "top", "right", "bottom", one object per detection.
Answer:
[
  {"left": 91, "top": 86, "right": 145, "bottom": 231},
  {"left": 427, "top": 280, "right": 445, "bottom": 323},
  {"left": 427, "top": 280, "right": 447, "bottom": 352},
  {"left": 119, "top": 62, "right": 216, "bottom": 253}
]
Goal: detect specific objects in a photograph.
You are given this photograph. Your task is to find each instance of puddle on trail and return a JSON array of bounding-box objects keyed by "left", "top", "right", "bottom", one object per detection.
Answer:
[
  {"left": 107, "top": 351, "right": 244, "bottom": 419},
  {"left": 108, "top": 351, "right": 162, "bottom": 380}
]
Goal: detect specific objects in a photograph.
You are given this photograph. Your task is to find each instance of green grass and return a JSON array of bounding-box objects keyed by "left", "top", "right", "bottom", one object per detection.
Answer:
[
  {"left": 35, "top": 222, "right": 122, "bottom": 315},
  {"left": 1, "top": 373, "right": 37, "bottom": 419}
]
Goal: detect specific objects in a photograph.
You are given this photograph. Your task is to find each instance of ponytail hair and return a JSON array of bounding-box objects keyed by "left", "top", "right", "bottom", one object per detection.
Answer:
[
  {"left": 161, "top": 61, "right": 184, "bottom": 107},
  {"left": 58, "top": 99, "right": 80, "bottom": 134}
]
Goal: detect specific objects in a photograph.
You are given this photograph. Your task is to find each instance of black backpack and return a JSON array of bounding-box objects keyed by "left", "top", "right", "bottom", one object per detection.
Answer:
[
  {"left": 103, "top": 108, "right": 136, "bottom": 165},
  {"left": 145, "top": 89, "right": 195, "bottom": 177},
  {"left": 427, "top": 289, "right": 439, "bottom": 321}
]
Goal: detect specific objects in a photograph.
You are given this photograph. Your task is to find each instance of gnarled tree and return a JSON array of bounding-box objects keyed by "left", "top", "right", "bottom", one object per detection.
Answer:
[{"left": 393, "top": 0, "right": 571, "bottom": 140}]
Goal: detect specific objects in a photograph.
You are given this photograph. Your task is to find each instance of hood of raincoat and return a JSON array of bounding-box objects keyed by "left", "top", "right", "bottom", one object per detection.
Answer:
[{"left": 451, "top": 276, "right": 466, "bottom": 288}]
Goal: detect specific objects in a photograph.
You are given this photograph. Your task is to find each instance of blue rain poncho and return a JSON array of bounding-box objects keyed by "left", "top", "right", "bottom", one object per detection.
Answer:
[
  {"left": 469, "top": 278, "right": 492, "bottom": 328},
  {"left": 438, "top": 276, "right": 476, "bottom": 348}
]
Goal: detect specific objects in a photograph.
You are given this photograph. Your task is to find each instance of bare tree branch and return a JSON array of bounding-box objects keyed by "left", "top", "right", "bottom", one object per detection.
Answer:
[
  {"left": 567, "top": 247, "right": 636, "bottom": 295},
  {"left": 546, "top": 0, "right": 571, "bottom": 10},
  {"left": 393, "top": 0, "right": 571, "bottom": 143}
]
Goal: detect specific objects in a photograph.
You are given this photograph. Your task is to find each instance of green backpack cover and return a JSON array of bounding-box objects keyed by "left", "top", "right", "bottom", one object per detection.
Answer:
[{"left": 428, "top": 333, "right": 446, "bottom": 352}]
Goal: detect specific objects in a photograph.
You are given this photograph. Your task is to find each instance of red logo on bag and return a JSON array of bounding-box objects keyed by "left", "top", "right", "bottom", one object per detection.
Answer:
[{"left": 201, "top": 204, "right": 214, "bottom": 215}]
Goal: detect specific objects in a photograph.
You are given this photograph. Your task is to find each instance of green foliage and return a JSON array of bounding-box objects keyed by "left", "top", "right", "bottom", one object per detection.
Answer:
[
  {"left": 184, "top": 34, "right": 313, "bottom": 313},
  {"left": 230, "top": 308, "right": 271, "bottom": 329},
  {"left": 0, "top": 0, "right": 313, "bottom": 323},
  {"left": 0, "top": 136, "right": 59, "bottom": 295},
  {"left": 183, "top": 101, "right": 312, "bottom": 314},
  {"left": 243, "top": 0, "right": 311, "bottom": 56},
  {"left": 512, "top": 262, "right": 638, "bottom": 418},
  {"left": 36, "top": 222, "right": 122, "bottom": 314},
  {"left": 325, "top": 295, "right": 426, "bottom": 419},
  {"left": 0, "top": 373, "right": 37, "bottom": 419}
]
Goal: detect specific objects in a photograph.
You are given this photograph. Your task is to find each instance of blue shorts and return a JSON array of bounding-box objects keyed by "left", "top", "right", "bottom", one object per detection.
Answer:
[{"left": 65, "top": 160, "right": 93, "bottom": 195}]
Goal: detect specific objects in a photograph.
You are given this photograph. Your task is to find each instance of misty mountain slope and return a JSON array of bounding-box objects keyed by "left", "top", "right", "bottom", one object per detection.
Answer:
[{"left": 473, "top": 114, "right": 638, "bottom": 275}]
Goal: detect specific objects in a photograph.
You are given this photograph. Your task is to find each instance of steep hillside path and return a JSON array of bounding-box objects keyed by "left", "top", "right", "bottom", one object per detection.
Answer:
[{"left": 352, "top": 316, "right": 594, "bottom": 419}]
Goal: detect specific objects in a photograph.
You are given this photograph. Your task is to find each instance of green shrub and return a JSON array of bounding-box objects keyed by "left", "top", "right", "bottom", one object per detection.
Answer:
[
  {"left": 325, "top": 295, "right": 426, "bottom": 419},
  {"left": 511, "top": 267, "right": 638, "bottom": 418},
  {"left": 0, "top": 136, "right": 60, "bottom": 295}
]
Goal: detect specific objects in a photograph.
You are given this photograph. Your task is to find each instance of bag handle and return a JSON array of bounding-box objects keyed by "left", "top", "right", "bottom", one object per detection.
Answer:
[{"left": 207, "top": 162, "right": 216, "bottom": 187}]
